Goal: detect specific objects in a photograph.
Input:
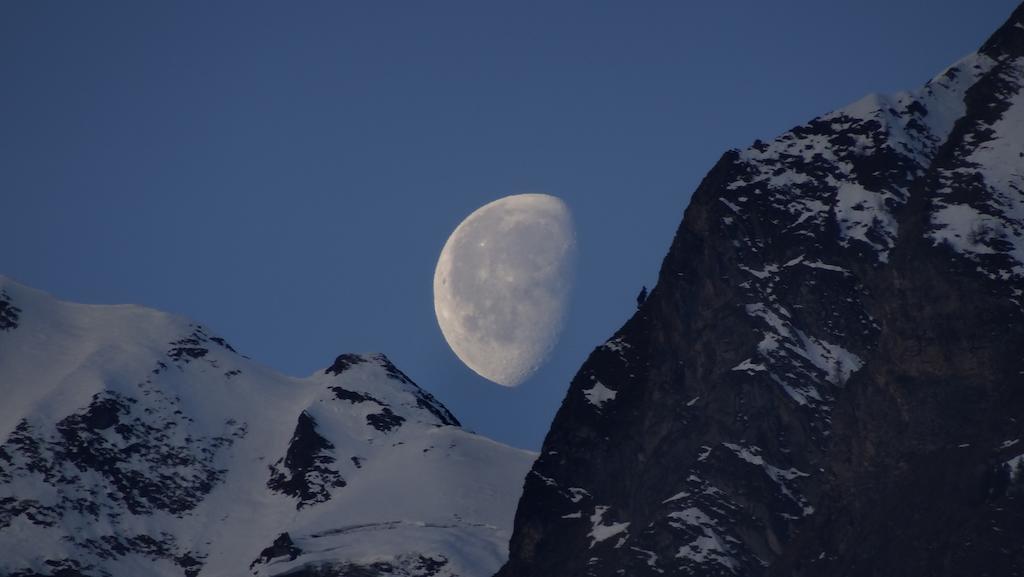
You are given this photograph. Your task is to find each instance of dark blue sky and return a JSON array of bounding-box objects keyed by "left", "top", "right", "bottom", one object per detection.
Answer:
[{"left": 2, "top": 1, "right": 1018, "bottom": 449}]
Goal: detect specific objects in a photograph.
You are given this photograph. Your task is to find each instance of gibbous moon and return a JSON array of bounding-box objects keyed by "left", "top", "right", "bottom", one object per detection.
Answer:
[{"left": 433, "top": 194, "right": 576, "bottom": 387}]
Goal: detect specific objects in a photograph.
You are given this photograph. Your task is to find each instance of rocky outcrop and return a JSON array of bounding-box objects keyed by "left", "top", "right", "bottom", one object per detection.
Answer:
[
  {"left": 497, "top": 4, "right": 1024, "bottom": 576},
  {"left": 0, "top": 289, "right": 19, "bottom": 331},
  {"left": 267, "top": 412, "right": 346, "bottom": 508},
  {"left": 326, "top": 353, "right": 461, "bottom": 428}
]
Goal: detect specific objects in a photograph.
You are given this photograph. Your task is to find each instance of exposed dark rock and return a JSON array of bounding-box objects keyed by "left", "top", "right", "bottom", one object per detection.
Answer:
[
  {"left": 177, "top": 553, "right": 203, "bottom": 577},
  {"left": 325, "top": 353, "right": 460, "bottom": 427},
  {"left": 165, "top": 326, "right": 238, "bottom": 366},
  {"left": 366, "top": 408, "right": 406, "bottom": 433},
  {"left": 166, "top": 345, "right": 208, "bottom": 361},
  {"left": 209, "top": 336, "right": 236, "bottom": 353},
  {"left": 980, "top": 2, "right": 1024, "bottom": 58},
  {"left": 273, "top": 561, "right": 396, "bottom": 577},
  {"left": 61, "top": 532, "right": 206, "bottom": 575},
  {"left": 267, "top": 554, "right": 449, "bottom": 577},
  {"left": 268, "top": 412, "right": 346, "bottom": 508},
  {"left": 251, "top": 532, "right": 302, "bottom": 570},
  {"left": 0, "top": 289, "right": 20, "bottom": 331},
  {"left": 330, "top": 387, "right": 378, "bottom": 404},
  {"left": 324, "top": 353, "right": 370, "bottom": 376},
  {"left": 8, "top": 558, "right": 102, "bottom": 577},
  {"left": 412, "top": 395, "right": 460, "bottom": 428},
  {"left": 52, "top": 391, "right": 233, "bottom": 516},
  {"left": 497, "top": 5, "right": 1024, "bottom": 577},
  {"left": 375, "top": 356, "right": 460, "bottom": 427}
]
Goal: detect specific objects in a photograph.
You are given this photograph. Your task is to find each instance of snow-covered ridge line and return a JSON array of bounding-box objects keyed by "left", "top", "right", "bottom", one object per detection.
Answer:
[
  {"left": 724, "top": 51, "right": 995, "bottom": 264},
  {"left": 497, "top": 7, "right": 1024, "bottom": 576},
  {"left": 928, "top": 55, "right": 1024, "bottom": 288},
  {"left": 0, "top": 276, "right": 535, "bottom": 577}
]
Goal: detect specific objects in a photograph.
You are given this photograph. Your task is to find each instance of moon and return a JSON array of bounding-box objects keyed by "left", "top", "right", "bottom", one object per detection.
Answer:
[{"left": 433, "top": 193, "right": 576, "bottom": 387}]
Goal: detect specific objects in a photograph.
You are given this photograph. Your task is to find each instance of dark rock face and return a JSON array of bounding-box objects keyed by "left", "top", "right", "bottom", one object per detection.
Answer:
[
  {"left": 165, "top": 326, "right": 237, "bottom": 367},
  {"left": 267, "top": 412, "right": 346, "bottom": 508},
  {"left": 7, "top": 558, "right": 96, "bottom": 577},
  {"left": 497, "top": 5, "right": 1024, "bottom": 577},
  {"left": 327, "top": 384, "right": 409, "bottom": 433},
  {"left": 331, "top": 386, "right": 377, "bottom": 404},
  {"left": 251, "top": 532, "right": 302, "bottom": 570},
  {"left": 366, "top": 407, "right": 406, "bottom": 433},
  {"left": 270, "top": 554, "right": 450, "bottom": 577},
  {"left": 0, "top": 289, "right": 20, "bottom": 331}
]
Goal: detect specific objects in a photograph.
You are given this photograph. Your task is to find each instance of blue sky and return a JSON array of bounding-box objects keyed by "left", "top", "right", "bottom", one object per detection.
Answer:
[{"left": 1, "top": 1, "right": 1018, "bottom": 449}]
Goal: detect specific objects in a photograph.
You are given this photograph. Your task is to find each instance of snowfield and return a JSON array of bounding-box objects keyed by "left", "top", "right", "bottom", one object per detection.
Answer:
[{"left": 0, "top": 276, "right": 535, "bottom": 577}]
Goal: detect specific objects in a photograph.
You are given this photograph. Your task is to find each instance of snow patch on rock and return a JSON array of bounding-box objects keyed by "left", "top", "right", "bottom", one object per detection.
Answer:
[{"left": 582, "top": 380, "right": 618, "bottom": 409}]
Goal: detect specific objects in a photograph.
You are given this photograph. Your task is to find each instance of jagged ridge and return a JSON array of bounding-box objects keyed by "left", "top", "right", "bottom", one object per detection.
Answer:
[
  {"left": 0, "top": 277, "right": 534, "bottom": 577},
  {"left": 498, "top": 4, "right": 1024, "bottom": 577}
]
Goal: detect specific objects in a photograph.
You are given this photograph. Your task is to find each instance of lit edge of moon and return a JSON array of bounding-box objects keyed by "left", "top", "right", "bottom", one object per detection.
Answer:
[{"left": 433, "top": 193, "right": 577, "bottom": 387}]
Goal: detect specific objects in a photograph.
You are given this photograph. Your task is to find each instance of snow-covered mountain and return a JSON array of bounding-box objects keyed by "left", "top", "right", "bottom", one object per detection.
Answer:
[
  {"left": 0, "top": 277, "right": 534, "bottom": 577},
  {"left": 498, "top": 4, "right": 1024, "bottom": 577}
]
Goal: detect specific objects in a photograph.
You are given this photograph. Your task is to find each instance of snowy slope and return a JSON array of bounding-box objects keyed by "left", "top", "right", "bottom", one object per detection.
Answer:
[{"left": 0, "top": 277, "right": 535, "bottom": 577}]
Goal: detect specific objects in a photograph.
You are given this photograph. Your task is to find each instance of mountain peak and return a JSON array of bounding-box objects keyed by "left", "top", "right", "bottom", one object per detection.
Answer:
[
  {"left": 0, "top": 280, "right": 517, "bottom": 576},
  {"left": 322, "top": 352, "right": 461, "bottom": 428},
  {"left": 498, "top": 4, "right": 1024, "bottom": 576},
  {"left": 324, "top": 352, "right": 399, "bottom": 376},
  {"left": 981, "top": 1, "right": 1024, "bottom": 59}
]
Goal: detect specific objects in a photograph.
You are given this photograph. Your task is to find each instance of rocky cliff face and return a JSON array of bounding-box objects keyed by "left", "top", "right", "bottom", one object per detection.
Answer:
[
  {"left": 497, "top": 4, "right": 1024, "bottom": 576},
  {"left": 0, "top": 278, "right": 533, "bottom": 577}
]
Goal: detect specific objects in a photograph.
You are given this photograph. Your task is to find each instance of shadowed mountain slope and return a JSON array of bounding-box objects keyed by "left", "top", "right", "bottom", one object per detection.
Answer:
[{"left": 497, "top": 4, "right": 1024, "bottom": 576}]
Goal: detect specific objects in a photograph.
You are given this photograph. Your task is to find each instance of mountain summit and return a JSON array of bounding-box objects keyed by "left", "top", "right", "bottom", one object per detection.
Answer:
[
  {"left": 0, "top": 277, "right": 534, "bottom": 577},
  {"left": 498, "top": 4, "right": 1024, "bottom": 576}
]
